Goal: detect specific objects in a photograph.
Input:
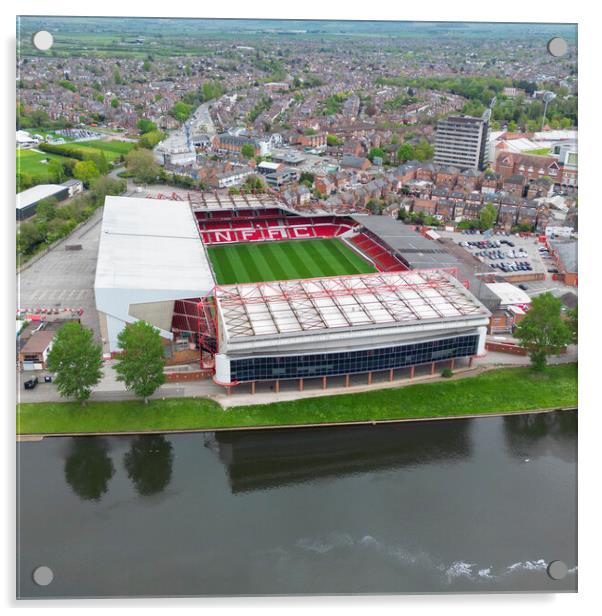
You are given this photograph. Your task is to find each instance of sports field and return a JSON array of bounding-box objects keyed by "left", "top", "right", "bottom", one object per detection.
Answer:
[
  {"left": 16, "top": 149, "right": 72, "bottom": 182},
  {"left": 208, "top": 239, "right": 376, "bottom": 284}
]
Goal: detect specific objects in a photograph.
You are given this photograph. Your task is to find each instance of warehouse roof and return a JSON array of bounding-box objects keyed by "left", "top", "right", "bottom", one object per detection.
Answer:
[
  {"left": 484, "top": 283, "right": 531, "bottom": 306},
  {"left": 95, "top": 196, "right": 214, "bottom": 293},
  {"left": 549, "top": 238, "right": 578, "bottom": 273},
  {"left": 215, "top": 269, "right": 490, "bottom": 340},
  {"left": 20, "top": 330, "right": 55, "bottom": 354},
  {"left": 16, "top": 184, "right": 66, "bottom": 210}
]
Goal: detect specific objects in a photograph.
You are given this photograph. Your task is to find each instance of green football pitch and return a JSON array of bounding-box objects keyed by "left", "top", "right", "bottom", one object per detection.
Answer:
[{"left": 207, "top": 239, "right": 376, "bottom": 285}]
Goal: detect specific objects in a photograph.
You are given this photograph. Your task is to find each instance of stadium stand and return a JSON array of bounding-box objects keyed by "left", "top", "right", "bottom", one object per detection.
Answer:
[
  {"left": 196, "top": 208, "right": 357, "bottom": 245},
  {"left": 348, "top": 234, "right": 408, "bottom": 272}
]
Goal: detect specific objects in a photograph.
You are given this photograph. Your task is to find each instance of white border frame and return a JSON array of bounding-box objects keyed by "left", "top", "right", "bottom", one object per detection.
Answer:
[{"left": 4, "top": 2, "right": 597, "bottom": 613}]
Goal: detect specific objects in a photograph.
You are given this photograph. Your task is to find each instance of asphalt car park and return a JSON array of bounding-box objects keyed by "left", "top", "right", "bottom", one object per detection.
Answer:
[
  {"left": 17, "top": 208, "right": 103, "bottom": 340},
  {"left": 438, "top": 228, "right": 548, "bottom": 279}
]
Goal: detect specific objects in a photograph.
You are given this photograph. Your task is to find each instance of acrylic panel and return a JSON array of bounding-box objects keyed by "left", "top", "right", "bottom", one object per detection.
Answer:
[{"left": 16, "top": 16, "right": 578, "bottom": 599}]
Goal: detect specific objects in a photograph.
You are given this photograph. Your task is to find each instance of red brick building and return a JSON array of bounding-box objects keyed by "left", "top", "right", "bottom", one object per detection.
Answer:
[{"left": 496, "top": 151, "right": 561, "bottom": 183}]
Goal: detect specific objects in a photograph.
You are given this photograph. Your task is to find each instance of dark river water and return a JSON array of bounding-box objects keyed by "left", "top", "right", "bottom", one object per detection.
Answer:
[{"left": 17, "top": 411, "right": 577, "bottom": 598}]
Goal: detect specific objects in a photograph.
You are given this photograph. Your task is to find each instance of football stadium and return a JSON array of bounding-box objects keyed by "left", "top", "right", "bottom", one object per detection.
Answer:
[{"left": 94, "top": 193, "right": 491, "bottom": 392}]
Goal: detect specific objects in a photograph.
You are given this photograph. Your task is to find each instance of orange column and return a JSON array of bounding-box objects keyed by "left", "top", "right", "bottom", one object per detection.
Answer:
[
  {"left": 451, "top": 358, "right": 455, "bottom": 370},
  {"left": 367, "top": 372, "right": 372, "bottom": 385},
  {"left": 275, "top": 380, "right": 280, "bottom": 393},
  {"left": 389, "top": 368, "right": 394, "bottom": 382},
  {"left": 251, "top": 381, "right": 256, "bottom": 394},
  {"left": 431, "top": 362, "right": 436, "bottom": 375},
  {"left": 345, "top": 374, "right": 350, "bottom": 387},
  {"left": 469, "top": 356, "right": 474, "bottom": 368},
  {"left": 299, "top": 378, "right": 304, "bottom": 391},
  {"left": 322, "top": 376, "right": 327, "bottom": 389},
  {"left": 410, "top": 366, "right": 415, "bottom": 379}
]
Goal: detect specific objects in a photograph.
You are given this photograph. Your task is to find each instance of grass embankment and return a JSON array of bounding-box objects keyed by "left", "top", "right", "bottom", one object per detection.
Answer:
[{"left": 17, "top": 364, "right": 577, "bottom": 435}]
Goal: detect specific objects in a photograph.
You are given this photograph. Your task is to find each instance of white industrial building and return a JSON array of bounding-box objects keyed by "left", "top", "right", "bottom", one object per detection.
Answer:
[
  {"left": 16, "top": 184, "right": 69, "bottom": 220},
  {"left": 94, "top": 196, "right": 214, "bottom": 353}
]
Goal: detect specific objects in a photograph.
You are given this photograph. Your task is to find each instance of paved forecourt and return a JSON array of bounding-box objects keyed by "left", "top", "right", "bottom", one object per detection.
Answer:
[{"left": 208, "top": 238, "right": 376, "bottom": 284}]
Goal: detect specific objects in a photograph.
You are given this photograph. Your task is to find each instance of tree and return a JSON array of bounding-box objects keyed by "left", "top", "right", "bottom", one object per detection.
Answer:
[
  {"left": 125, "top": 149, "right": 160, "bottom": 184},
  {"left": 170, "top": 101, "right": 193, "bottom": 122},
  {"left": 89, "top": 175, "right": 126, "bottom": 201},
  {"left": 240, "top": 143, "right": 256, "bottom": 158},
  {"left": 514, "top": 293, "right": 572, "bottom": 371},
  {"left": 110, "top": 97, "right": 119, "bottom": 109},
  {"left": 479, "top": 202, "right": 498, "bottom": 230},
  {"left": 397, "top": 207, "right": 408, "bottom": 221},
  {"left": 17, "top": 171, "right": 34, "bottom": 192},
  {"left": 48, "top": 159, "right": 66, "bottom": 183},
  {"left": 566, "top": 306, "right": 578, "bottom": 343},
  {"left": 138, "top": 129, "right": 164, "bottom": 149},
  {"left": 85, "top": 151, "right": 109, "bottom": 175},
  {"left": 17, "top": 221, "right": 46, "bottom": 255},
  {"left": 73, "top": 159, "right": 100, "bottom": 186},
  {"left": 35, "top": 198, "right": 58, "bottom": 222},
  {"left": 46, "top": 322, "right": 103, "bottom": 404},
  {"left": 137, "top": 118, "right": 157, "bottom": 134},
  {"left": 242, "top": 174, "right": 266, "bottom": 193},
  {"left": 397, "top": 143, "right": 414, "bottom": 162},
  {"left": 414, "top": 139, "right": 434, "bottom": 161},
  {"left": 114, "top": 321, "right": 166, "bottom": 403},
  {"left": 368, "top": 147, "right": 385, "bottom": 163}
]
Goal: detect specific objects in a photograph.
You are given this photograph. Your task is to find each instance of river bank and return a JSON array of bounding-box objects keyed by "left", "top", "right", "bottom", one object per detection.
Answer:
[{"left": 17, "top": 364, "right": 577, "bottom": 437}]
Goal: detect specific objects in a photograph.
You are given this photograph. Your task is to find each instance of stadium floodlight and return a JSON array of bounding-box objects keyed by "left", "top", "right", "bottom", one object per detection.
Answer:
[{"left": 541, "top": 91, "right": 556, "bottom": 131}]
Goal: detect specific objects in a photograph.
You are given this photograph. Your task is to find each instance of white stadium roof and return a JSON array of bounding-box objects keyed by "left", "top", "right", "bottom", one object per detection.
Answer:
[
  {"left": 95, "top": 196, "right": 214, "bottom": 293},
  {"left": 216, "top": 270, "right": 490, "bottom": 341}
]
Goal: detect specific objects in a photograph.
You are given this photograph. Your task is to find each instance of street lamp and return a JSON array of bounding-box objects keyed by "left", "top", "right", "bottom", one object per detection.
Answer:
[{"left": 541, "top": 91, "right": 556, "bottom": 131}]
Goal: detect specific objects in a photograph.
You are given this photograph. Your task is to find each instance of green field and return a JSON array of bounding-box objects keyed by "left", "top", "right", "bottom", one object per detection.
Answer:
[
  {"left": 17, "top": 139, "right": 135, "bottom": 184},
  {"left": 17, "top": 148, "right": 73, "bottom": 182},
  {"left": 17, "top": 364, "right": 577, "bottom": 435},
  {"left": 46, "top": 139, "right": 135, "bottom": 161},
  {"left": 208, "top": 239, "right": 376, "bottom": 284}
]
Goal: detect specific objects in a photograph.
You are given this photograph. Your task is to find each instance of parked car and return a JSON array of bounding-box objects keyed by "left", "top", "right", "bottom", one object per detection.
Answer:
[
  {"left": 518, "top": 284, "right": 529, "bottom": 291},
  {"left": 24, "top": 377, "right": 38, "bottom": 390}
]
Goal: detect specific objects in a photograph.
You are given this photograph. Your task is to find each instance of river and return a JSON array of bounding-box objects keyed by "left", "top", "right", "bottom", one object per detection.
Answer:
[{"left": 17, "top": 411, "right": 577, "bottom": 598}]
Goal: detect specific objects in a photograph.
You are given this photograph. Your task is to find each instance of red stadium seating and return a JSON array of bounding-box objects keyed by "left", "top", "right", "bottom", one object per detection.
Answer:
[
  {"left": 349, "top": 234, "right": 407, "bottom": 272},
  {"left": 196, "top": 209, "right": 360, "bottom": 245}
]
